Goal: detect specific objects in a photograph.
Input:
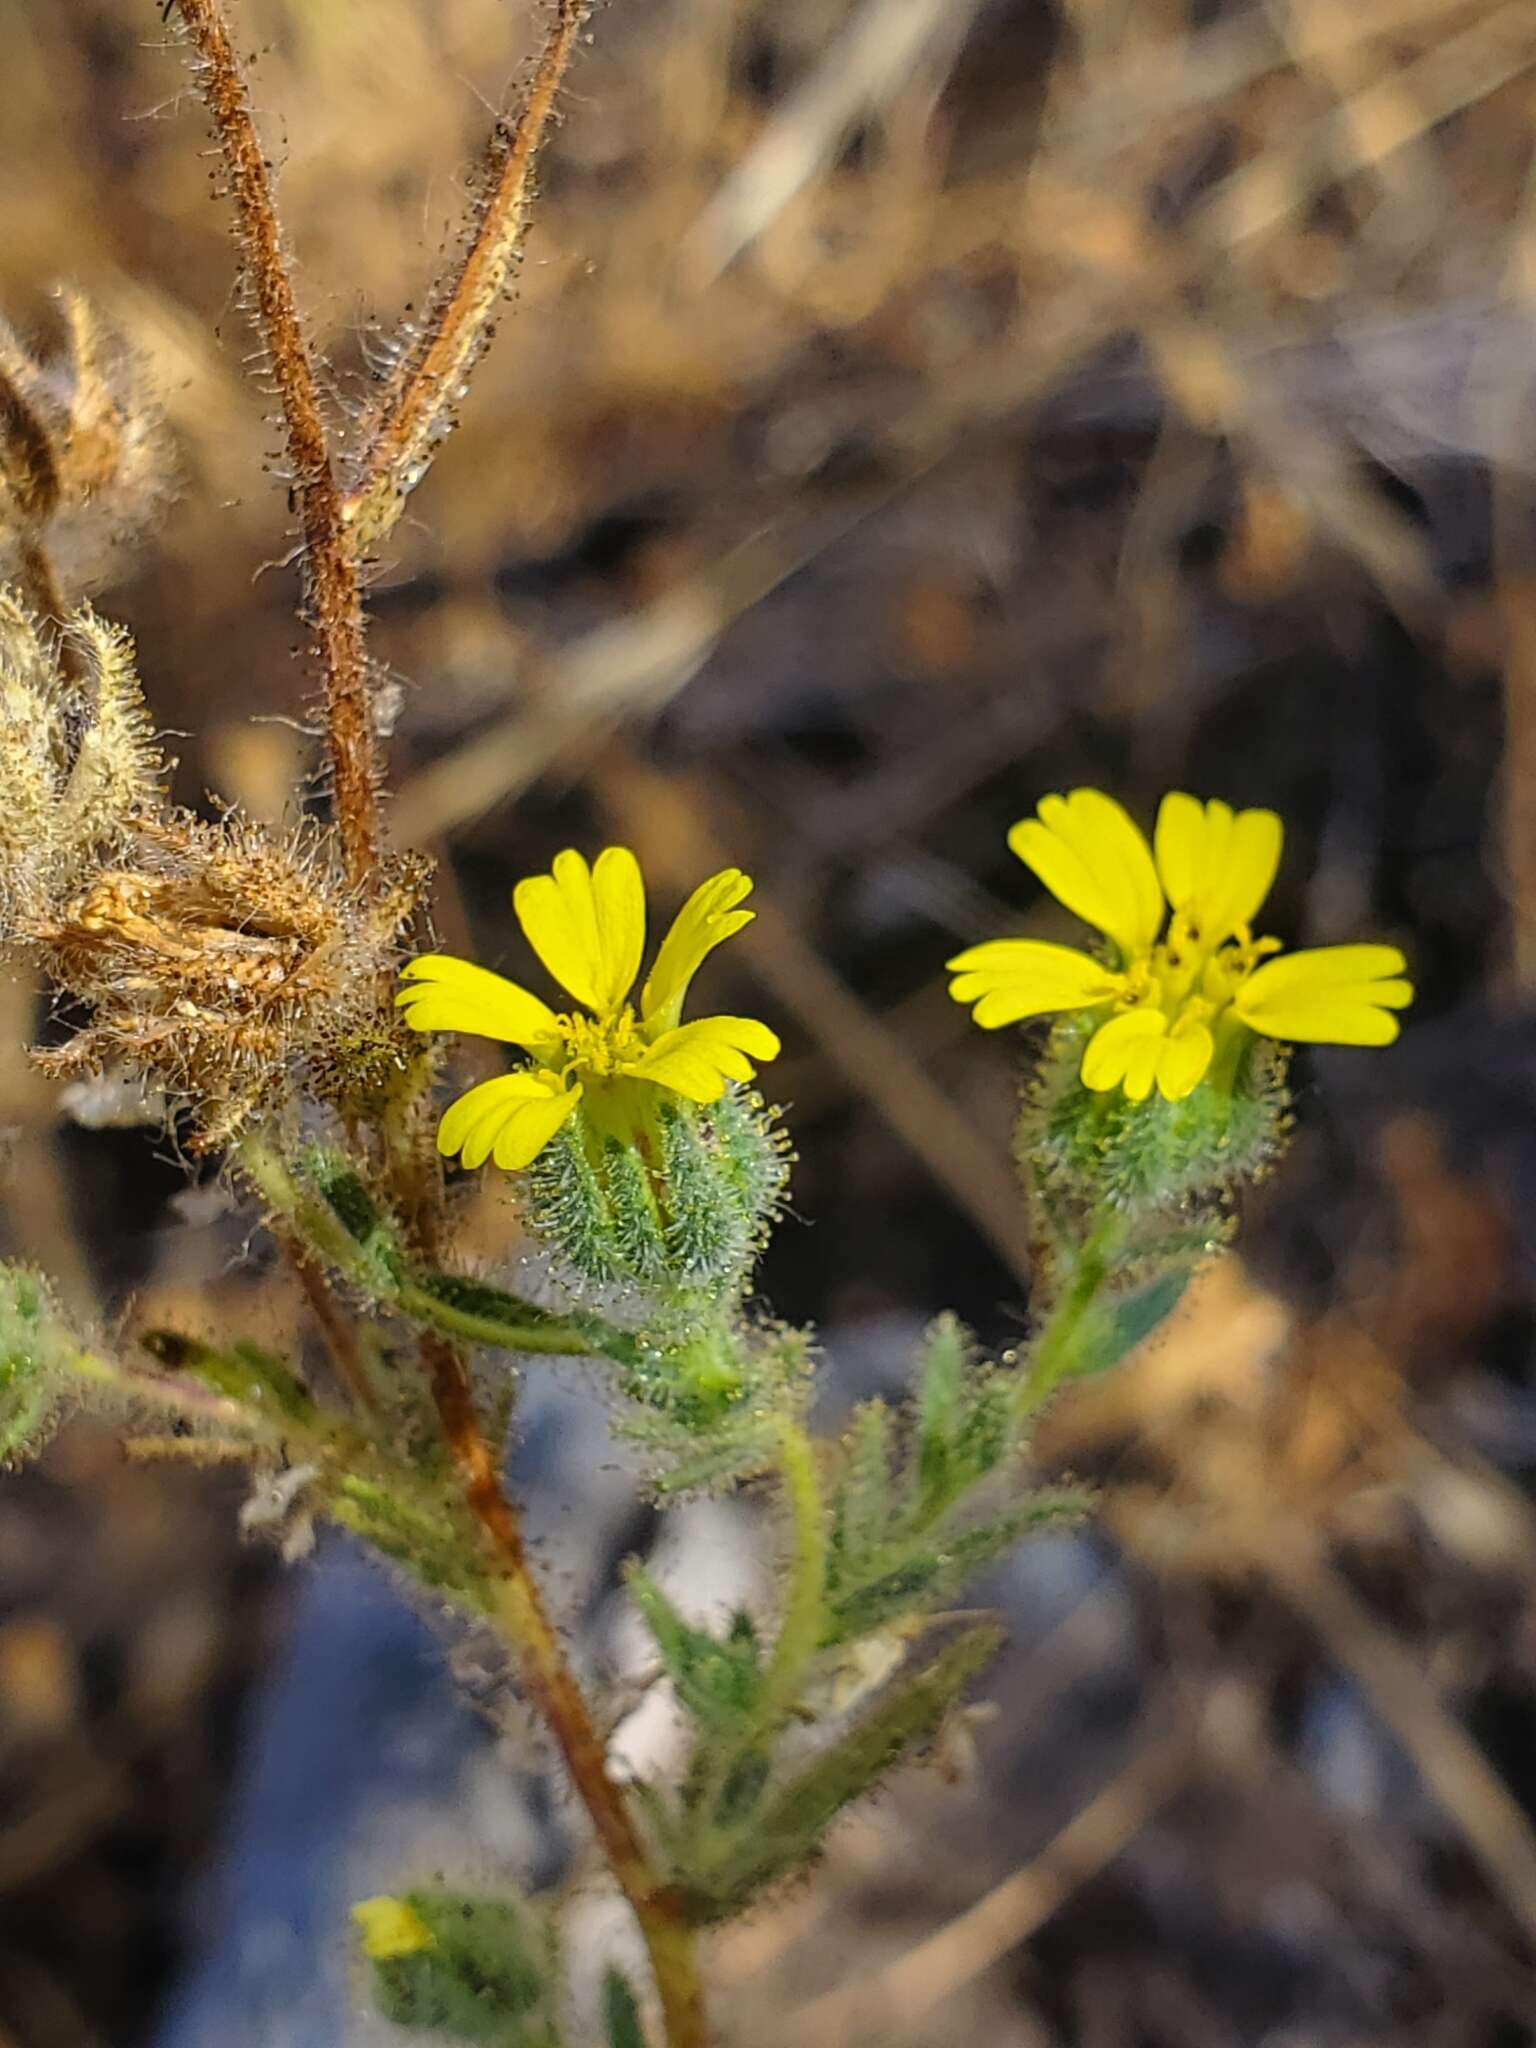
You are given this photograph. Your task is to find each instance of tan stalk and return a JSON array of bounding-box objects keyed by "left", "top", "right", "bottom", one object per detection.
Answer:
[
  {"left": 283, "top": 1234, "right": 385, "bottom": 1419},
  {"left": 14, "top": 540, "right": 68, "bottom": 630},
  {"left": 170, "top": 0, "right": 379, "bottom": 888},
  {"left": 341, "top": 0, "right": 587, "bottom": 551}
]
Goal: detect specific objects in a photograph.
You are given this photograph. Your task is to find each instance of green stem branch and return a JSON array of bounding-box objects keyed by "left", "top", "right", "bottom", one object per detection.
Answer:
[
  {"left": 236, "top": 1136, "right": 614, "bottom": 1361},
  {"left": 396, "top": 1278, "right": 601, "bottom": 1359},
  {"left": 1016, "top": 1218, "right": 1125, "bottom": 1414},
  {"left": 761, "top": 1418, "right": 829, "bottom": 1717}
]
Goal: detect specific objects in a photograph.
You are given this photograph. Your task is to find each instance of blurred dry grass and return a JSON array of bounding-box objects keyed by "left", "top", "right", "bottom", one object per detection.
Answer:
[{"left": 4, "top": 0, "right": 1536, "bottom": 2042}]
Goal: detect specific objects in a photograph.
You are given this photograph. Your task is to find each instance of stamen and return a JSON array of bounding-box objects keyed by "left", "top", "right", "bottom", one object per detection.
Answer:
[{"left": 555, "top": 1004, "right": 644, "bottom": 1079}]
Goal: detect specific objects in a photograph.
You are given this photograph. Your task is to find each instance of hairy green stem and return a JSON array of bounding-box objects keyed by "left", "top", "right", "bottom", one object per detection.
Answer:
[
  {"left": 1016, "top": 1217, "right": 1126, "bottom": 1413},
  {"left": 395, "top": 1278, "right": 601, "bottom": 1358},
  {"left": 760, "top": 1418, "right": 829, "bottom": 1717},
  {"left": 236, "top": 1134, "right": 612, "bottom": 1361},
  {"left": 685, "top": 1417, "right": 828, "bottom": 1861}
]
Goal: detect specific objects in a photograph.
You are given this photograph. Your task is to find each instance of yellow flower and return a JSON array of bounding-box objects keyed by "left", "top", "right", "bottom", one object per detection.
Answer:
[
  {"left": 398, "top": 849, "right": 780, "bottom": 1171},
  {"left": 948, "top": 789, "right": 1412, "bottom": 1102}
]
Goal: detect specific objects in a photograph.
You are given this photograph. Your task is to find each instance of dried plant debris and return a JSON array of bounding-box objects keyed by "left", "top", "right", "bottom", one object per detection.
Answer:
[
  {"left": 0, "top": 594, "right": 161, "bottom": 920},
  {"left": 29, "top": 812, "right": 430, "bottom": 1151},
  {"left": 0, "top": 288, "right": 174, "bottom": 589},
  {"left": 0, "top": 596, "right": 428, "bottom": 1150}
]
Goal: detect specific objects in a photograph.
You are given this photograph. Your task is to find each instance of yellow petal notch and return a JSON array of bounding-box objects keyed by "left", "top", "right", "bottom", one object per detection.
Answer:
[
  {"left": 946, "top": 938, "right": 1124, "bottom": 1030},
  {"left": 1234, "top": 944, "right": 1413, "bottom": 1046},
  {"left": 1008, "top": 789, "right": 1164, "bottom": 961},
  {"left": 641, "top": 868, "right": 756, "bottom": 1033},
  {"left": 513, "top": 847, "right": 645, "bottom": 1014}
]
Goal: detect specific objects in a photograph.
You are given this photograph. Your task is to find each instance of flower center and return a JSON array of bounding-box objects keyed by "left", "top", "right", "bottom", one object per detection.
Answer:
[
  {"left": 1119, "top": 925, "right": 1283, "bottom": 1036},
  {"left": 555, "top": 1004, "right": 644, "bottom": 1080}
]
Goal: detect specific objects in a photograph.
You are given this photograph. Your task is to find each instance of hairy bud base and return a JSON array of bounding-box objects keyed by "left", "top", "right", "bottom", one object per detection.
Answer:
[
  {"left": 525, "top": 1086, "right": 790, "bottom": 1299},
  {"left": 1024, "top": 1011, "right": 1292, "bottom": 1216}
]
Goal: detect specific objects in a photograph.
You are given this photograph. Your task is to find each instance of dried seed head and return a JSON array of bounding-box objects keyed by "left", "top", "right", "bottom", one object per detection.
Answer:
[
  {"left": 0, "top": 594, "right": 161, "bottom": 927},
  {"left": 0, "top": 288, "right": 174, "bottom": 585},
  {"left": 25, "top": 806, "right": 430, "bottom": 1152},
  {"left": 0, "top": 599, "right": 428, "bottom": 1148}
]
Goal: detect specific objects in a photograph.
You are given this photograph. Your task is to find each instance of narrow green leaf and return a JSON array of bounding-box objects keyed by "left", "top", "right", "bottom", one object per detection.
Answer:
[
  {"left": 913, "top": 1315, "right": 967, "bottom": 1520},
  {"left": 627, "top": 1566, "right": 763, "bottom": 1730},
  {"left": 639, "top": 1420, "right": 781, "bottom": 1497},
  {"left": 827, "top": 1400, "right": 893, "bottom": 1587},
  {"left": 330, "top": 1476, "right": 478, "bottom": 1599},
  {"left": 140, "top": 1332, "right": 313, "bottom": 1422},
  {"left": 683, "top": 1622, "right": 1004, "bottom": 1919},
  {"left": 823, "top": 1489, "right": 1091, "bottom": 1645},
  {"left": 603, "top": 1968, "right": 646, "bottom": 2048},
  {"left": 393, "top": 1271, "right": 642, "bottom": 1368},
  {"left": 1068, "top": 1264, "right": 1193, "bottom": 1381},
  {"left": 949, "top": 1371, "right": 1012, "bottom": 1497}
]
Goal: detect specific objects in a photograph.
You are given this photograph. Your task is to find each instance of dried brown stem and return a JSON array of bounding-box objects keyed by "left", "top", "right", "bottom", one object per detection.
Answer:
[
  {"left": 170, "top": 0, "right": 379, "bottom": 888},
  {"left": 14, "top": 539, "right": 67, "bottom": 629},
  {"left": 12, "top": 541, "right": 87, "bottom": 684},
  {"left": 285, "top": 1236, "right": 384, "bottom": 1418},
  {"left": 341, "top": 0, "right": 587, "bottom": 550},
  {"left": 420, "top": 1327, "right": 708, "bottom": 2048}
]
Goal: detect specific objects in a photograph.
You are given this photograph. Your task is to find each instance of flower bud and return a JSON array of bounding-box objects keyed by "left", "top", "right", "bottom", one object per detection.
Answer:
[
  {"left": 1024, "top": 1011, "right": 1291, "bottom": 1216},
  {"left": 352, "top": 1887, "right": 557, "bottom": 2042},
  {"left": 526, "top": 1084, "right": 789, "bottom": 1299}
]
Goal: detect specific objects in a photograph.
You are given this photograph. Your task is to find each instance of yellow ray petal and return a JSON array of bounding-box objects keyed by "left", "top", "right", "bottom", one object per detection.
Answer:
[
  {"left": 513, "top": 847, "right": 645, "bottom": 1015},
  {"left": 438, "top": 1071, "right": 555, "bottom": 1165},
  {"left": 1151, "top": 791, "right": 1212, "bottom": 910},
  {"left": 1234, "top": 944, "right": 1413, "bottom": 1046},
  {"left": 1007, "top": 789, "right": 1164, "bottom": 960},
  {"left": 641, "top": 867, "right": 756, "bottom": 1032},
  {"left": 397, "top": 954, "right": 561, "bottom": 1051},
  {"left": 1079, "top": 1008, "right": 1166, "bottom": 1093},
  {"left": 1236, "top": 943, "right": 1408, "bottom": 998},
  {"left": 1155, "top": 792, "right": 1282, "bottom": 945},
  {"left": 1154, "top": 1016, "right": 1215, "bottom": 1099},
  {"left": 436, "top": 1071, "right": 581, "bottom": 1170},
  {"left": 946, "top": 937, "right": 1124, "bottom": 1030},
  {"left": 1081, "top": 1007, "right": 1215, "bottom": 1099},
  {"left": 491, "top": 1086, "right": 586, "bottom": 1170},
  {"left": 625, "top": 1015, "right": 780, "bottom": 1103}
]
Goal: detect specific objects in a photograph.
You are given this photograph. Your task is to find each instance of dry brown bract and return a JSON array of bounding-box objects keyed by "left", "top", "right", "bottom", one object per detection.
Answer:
[
  {"left": 0, "top": 596, "right": 427, "bottom": 1151},
  {"left": 0, "top": 594, "right": 159, "bottom": 918},
  {"left": 0, "top": 289, "right": 174, "bottom": 594}
]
